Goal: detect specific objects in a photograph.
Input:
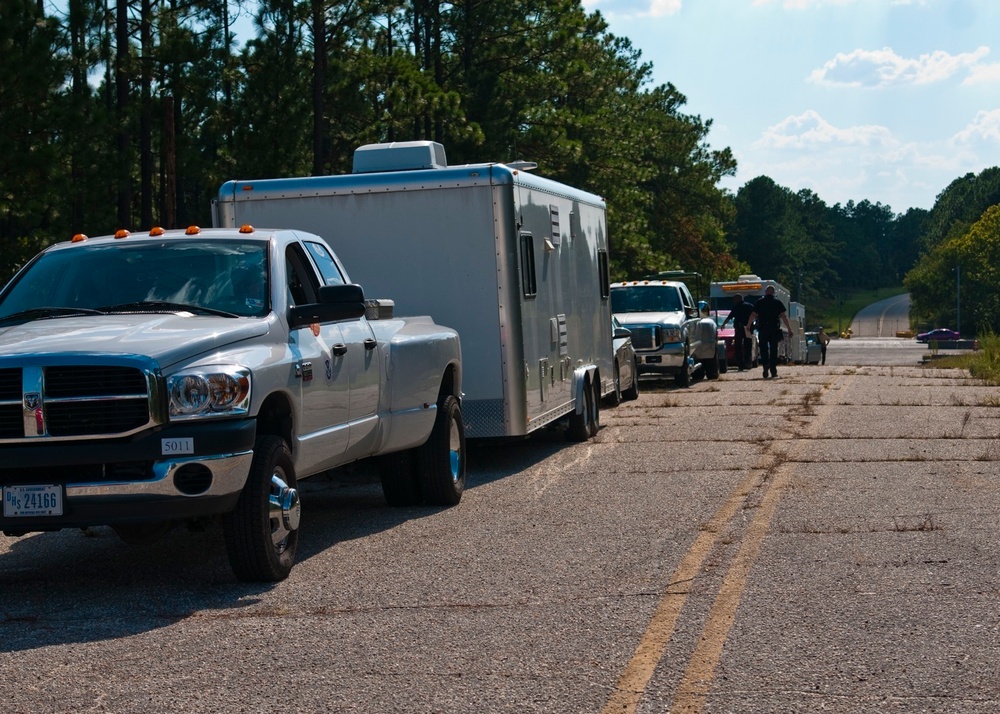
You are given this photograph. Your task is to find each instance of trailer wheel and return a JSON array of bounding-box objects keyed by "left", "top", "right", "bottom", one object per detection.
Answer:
[
  {"left": 379, "top": 449, "right": 422, "bottom": 506},
  {"left": 567, "top": 376, "right": 594, "bottom": 442},
  {"left": 417, "top": 395, "right": 466, "bottom": 506},
  {"left": 588, "top": 380, "right": 601, "bottom": 437},
  {"left": 224, "top": 435, "right": 300, "bottom": 582}
]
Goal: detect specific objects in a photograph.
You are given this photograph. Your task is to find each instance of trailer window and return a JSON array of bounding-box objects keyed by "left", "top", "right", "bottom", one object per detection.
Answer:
[{"left": 520, "top": 233, "right": 537, "bottom": 298}]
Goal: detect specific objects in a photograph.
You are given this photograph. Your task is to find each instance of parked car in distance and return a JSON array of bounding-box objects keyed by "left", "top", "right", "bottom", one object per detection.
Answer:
[
  {"left": 916, "top": 328, "right": 960, "bottom": 343},
  {"left": 606, "top": 316, "right": 640, "bottom": 406},
  {"left": 713, "top": 311, "right": 758, "bottom": 368},
  {"left": 803, "top": 332, "right": 823, "bottom": 364}
]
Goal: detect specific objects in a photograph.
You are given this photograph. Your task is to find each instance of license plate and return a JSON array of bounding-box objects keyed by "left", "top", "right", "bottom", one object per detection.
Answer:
[{"left": 3, "top": 484, "right": 64, "bottom": 517}]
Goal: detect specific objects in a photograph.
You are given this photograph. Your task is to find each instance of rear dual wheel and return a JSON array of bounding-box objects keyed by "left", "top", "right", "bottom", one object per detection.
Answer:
[{"left": 381, "top": 394, "right": 466, "bottom": 507}]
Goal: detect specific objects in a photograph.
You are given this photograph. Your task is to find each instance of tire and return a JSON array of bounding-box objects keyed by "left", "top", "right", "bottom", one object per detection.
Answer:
[
  {"left": 417, "top": 394, "right": 466, "bottom": 506},
  {"left": 224, "top": 435, "right": 300, "bottom": 583},
  {"left": 674, "top": 346, "right": 692, "bottom": 388},
  {"left": 621, "top": 359, "right": 640, "bottom": 401},
  {"left": 567, "top": 376, "right": 594, "bottom": 442},
  {"left": 719, "top": 355, "right": 728, "bottom": 374},
  {"left": 588, "top": 380, "right": 601, "bottom": 437},
  {"left": 605, "top": 360, "right": 622, "bottom": 407},
  {"left": 704, "top": 353, "right": 720, "bottom": 380},
  {"left": 379, "top": 449, "right": 422, "bottom": 506}
]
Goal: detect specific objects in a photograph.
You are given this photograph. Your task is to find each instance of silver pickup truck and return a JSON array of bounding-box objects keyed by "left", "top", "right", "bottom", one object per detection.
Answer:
[{"left": 0, "top": 226, "right": 464, "bottom": 582}]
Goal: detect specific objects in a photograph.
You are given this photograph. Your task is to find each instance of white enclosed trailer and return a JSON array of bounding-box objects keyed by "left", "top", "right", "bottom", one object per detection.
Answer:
[
  {"left": 213, "top": 141, "right": 614, "bottom": 440},
  {"left": 709, "top": 275, "right": 807, "bottom": 363}
]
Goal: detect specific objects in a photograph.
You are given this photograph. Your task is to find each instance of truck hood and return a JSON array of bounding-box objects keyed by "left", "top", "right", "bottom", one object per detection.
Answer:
[
  {"left": 0, "top": 314, "right": 271, "bottom": 368},
  {"left": 614, "top": 311, "right": 685, "bottom": 329}
]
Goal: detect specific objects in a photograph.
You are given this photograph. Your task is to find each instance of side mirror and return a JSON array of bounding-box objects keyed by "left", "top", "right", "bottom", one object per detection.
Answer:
[
  {"left": 614, "top": 326, "right": 632, "bottom": 340},
  {"left": 288, "top": 283, "right": 366, "bottom": 328}
]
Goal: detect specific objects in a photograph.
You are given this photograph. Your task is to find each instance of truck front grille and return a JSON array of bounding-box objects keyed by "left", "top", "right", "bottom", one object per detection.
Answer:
[
  {"left": 628, "top": 326, "right": 660, "bottom": 351},
  {"left": 0, "top": 365, "right": 155, "bottom": 441}
]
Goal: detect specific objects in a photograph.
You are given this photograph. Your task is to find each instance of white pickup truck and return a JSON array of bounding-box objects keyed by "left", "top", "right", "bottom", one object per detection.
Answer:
[
  {"left": 610, "top": 279, "right": 721, "bottom": 387},
  {"left": 0, "top": 226, "right": 464, "bottom": 582}
]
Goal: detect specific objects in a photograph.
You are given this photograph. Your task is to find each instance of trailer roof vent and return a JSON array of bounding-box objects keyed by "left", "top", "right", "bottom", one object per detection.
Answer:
[{"left": 353, "top": 141, "right": 448, "bottom": 174}]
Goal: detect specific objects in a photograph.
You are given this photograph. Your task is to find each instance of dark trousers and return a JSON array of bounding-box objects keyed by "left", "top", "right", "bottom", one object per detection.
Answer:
[
  {"left": 820, "top": 344, "right": 827, "bottom": 365},
  {"left": 733, "top": 328, "right": 752, "bottom": 369},
  {"left": 759, "top": 331, "right": 781, "bottom": 375}
]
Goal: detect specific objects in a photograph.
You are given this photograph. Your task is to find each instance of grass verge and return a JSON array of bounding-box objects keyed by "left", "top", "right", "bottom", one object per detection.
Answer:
[{"left": 925, "top": 332, "right": 1000, "bottom": 385}]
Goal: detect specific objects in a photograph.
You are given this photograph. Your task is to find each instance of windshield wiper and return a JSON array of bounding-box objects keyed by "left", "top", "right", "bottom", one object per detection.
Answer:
[
  {"left": 0, "top": 307, "right": 106, "bottom": 326},
  {"left": 99, "top": 301, "right": 238, "bottom": 318}
]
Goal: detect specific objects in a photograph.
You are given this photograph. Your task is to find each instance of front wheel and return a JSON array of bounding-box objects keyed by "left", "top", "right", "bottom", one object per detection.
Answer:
[
  {"left": 621, "top": 358, "right": 640, "bottom": 401},
  {"left": 605, "top": 360, "right": 622, "bottom": 407},
  {"left": 417, "top": 395, "right": 466, "bottom": 506},
  {"left": 674, "top": 346, "right": 692, "bottom": 388},
  {"left": 224, "top": 435, "right": 300, "bottom": 582}
]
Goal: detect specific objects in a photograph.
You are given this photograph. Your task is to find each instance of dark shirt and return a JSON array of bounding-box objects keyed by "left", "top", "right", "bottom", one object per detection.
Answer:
[
  {"left": 726, "top": 301, "right": 755, "bottom": 329},
  {"left": 752, "top": 294, "right": 786, "bottom": 335}
]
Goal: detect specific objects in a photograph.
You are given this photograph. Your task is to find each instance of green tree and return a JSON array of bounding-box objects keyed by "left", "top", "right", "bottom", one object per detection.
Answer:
[
  {"left": 907, "top": 204, "right": 1000, "bottom": 334},
  {"left": 921, "top": 167, "right": 1000, "bottom": 252},
  {"left": 0, "top": 0, "right": 68, "bottom": 277}
]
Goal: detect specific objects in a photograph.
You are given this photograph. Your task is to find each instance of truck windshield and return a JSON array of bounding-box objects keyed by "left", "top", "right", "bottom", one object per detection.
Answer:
[
  {"left": 0, "top": 239, "right": 270, "bottom": 320},
  {"left": 611, "top": 287, "right": 682, "bottom": 313}
]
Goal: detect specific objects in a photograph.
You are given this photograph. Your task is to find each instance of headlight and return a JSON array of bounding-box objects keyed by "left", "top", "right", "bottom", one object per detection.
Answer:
[
  {"left": 167, "top": 366, "right": 251, "bottom": 420},
  {"left": 660, "top": 326, "right": 682, "bottom": 343}
]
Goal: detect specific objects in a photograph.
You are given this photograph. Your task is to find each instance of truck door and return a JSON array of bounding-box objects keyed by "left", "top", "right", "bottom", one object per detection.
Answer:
[
  {"left": 302, "top": 240, "right": 381, "bottom": 458},
  {"left": 285, "top": 244, "right": 351, "bottom": 473}
]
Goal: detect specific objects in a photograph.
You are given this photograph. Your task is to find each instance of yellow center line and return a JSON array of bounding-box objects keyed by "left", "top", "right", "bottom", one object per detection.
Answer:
[
  {"left": 671, "top": 465, "right": 792, "bottom": 712},
  {"left": 602, "top": 469, "right": 764, "bottom": 714},
  {"left": 604, "top": 375, "right": 848, "bottom": 714}
]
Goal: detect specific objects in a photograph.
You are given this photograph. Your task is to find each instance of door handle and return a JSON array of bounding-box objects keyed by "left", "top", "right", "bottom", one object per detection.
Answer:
[
  {"left": 364, "top": 338, "right": 377, "bottom": 351},
  {"left": 331, "top": 343, "right": 347, "bottom": 357}
]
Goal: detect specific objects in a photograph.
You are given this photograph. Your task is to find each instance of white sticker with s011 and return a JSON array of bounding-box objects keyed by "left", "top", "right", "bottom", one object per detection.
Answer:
[{"left": 162, "top": 437, "right": 194, "bottom": 455}]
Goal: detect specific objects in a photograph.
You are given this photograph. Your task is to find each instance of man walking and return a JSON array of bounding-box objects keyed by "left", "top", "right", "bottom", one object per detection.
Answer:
[
  {"left": 818, "top": 326, "right": 830, "bottom": 365},
  {"left": 720, "top": 294, "right": 755, "bottom": 370},
  {"left": 748, "top": 286, "right": 793, "bottom": 379}
]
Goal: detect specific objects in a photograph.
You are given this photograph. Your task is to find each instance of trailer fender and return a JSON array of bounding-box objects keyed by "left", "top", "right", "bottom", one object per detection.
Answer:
[{"left": 572, "top": 365, "right": 599, "bottom": 415}]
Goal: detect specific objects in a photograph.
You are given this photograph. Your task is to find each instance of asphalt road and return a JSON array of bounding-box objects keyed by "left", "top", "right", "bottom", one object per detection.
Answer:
[{"left": 2, "top": 335, "right": 998, "bottom": 713}]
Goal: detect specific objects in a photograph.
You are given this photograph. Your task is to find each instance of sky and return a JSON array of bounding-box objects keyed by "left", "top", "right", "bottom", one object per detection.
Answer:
[{"left": 580, "top": 0, "right": 1000, "bottom": 213}]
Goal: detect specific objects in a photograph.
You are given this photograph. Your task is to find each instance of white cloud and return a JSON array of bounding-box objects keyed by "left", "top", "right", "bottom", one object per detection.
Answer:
[
  {"left": 755, "top": 110, "right": 896, "bottom": 150},
  {"left": 951, "top": 109, "right": 1000, "bottom": 143},
  {"left": 963, "top": 63, "right": 1000, "bottom": 86},
  {"left": 752, "top": 0, "right": 929, "bottom": 7},
  {"left": 580, "top": 0, "right": 681, "bottom": 17},
  {"left": 809, "top": 46, "right": 990, "bottom": 88}
]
